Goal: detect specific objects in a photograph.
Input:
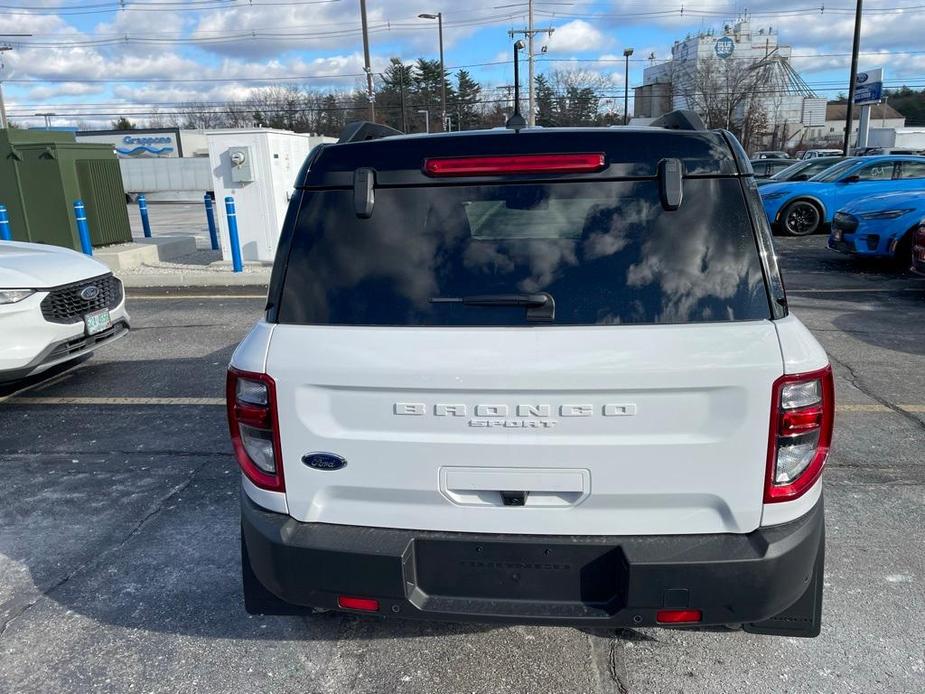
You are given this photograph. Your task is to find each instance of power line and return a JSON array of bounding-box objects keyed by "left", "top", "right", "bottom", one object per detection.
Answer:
[
  {"left": 11, "top": 82, "right": 925, "bottom": 119},
  {"left": 5, "top": 12, "right": 527, "bottom": 47},
  {"left": 0, "top": 0, "right": 343, "bottom": 17}
]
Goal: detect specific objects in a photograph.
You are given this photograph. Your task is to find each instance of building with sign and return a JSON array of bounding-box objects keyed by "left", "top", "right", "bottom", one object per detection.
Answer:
[
  {"left": 800, "top": 103, "right": 906, "bottom": 147},
  {"left": 75, "top": 127, "right": 208, "bottom": 159},
  {"left": 634, "top": 18, "right": 825, "bottom": 152}
]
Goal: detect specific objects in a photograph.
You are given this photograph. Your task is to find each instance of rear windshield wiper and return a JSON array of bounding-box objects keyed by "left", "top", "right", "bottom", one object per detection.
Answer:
[{"left": 430, "top": 292, "right": 555, "bottom": 322}]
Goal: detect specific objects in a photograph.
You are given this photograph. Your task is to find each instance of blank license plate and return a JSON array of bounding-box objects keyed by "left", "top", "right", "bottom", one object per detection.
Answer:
[{"left": 84, "top": 308, "right": 112, "bottom": 336}]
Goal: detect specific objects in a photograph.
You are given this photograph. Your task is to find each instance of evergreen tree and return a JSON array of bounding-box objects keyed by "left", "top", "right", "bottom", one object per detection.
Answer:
[
  {"left": 411, "top": 58, "right": 456, "bottom": 132},
  {"left": 111, "top": 116, "right": 136, "bottom": 130},
  {"left": 454, "top": 69, "right": 481, "bottom": 131},
  {"left": 534, "top": 74, "right": 557, "bottom": 126},
  {"left": 377, "top": 59, "right": 414, "bottom": 131}
]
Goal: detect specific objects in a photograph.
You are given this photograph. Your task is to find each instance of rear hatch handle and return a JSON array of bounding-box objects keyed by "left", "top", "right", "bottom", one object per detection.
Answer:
[{"left": 430, "top": 292, "right": 555, "bottom": 321}]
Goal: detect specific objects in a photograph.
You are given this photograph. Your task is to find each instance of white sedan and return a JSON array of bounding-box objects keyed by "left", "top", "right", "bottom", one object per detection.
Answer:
[{"left": 0, "top": 241, "right": 130, "bottom": 383}]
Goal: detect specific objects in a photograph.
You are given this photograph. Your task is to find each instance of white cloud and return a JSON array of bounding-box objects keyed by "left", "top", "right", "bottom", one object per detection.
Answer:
[{"left": 546, "top": 20, "right": 609, "bottom": 54}]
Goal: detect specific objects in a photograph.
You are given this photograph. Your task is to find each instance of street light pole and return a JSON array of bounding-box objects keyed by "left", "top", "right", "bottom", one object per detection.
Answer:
[
  {"left": 843, "top": 0, "right": 863, "bottom": 154},
  {"left": 623, "top": 48, "right": 634, "bottom": 125},
  {"left": 417, "top": 109, "right": 430, "bottom": 133},
  {"left": 359, "top": 0, "right": 376, "bottom": 122},
  {"left": 418, "top": 12, "right": 446, "bottom": 132}
]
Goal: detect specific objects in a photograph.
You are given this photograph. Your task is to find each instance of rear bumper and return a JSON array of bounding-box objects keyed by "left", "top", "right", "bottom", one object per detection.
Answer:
[{"left": 241, "top": 492, "right": 824, "bottom": 628}]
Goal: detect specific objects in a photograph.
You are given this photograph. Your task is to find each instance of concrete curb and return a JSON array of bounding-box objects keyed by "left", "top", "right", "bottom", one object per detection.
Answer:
[{"left": 120, "top": 272, "right": 270, "bottom": 288}]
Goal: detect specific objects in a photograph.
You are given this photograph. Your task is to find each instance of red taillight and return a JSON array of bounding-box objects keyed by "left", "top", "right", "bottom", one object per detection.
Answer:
[
  {"left": 765, "top": 365, "right": 835, "bottom": 503},
  {"left": 656, "top": 609, "right": 702, "bottom": 624},
  {"left": 423, "top": 153, "right": 606, "bottom": 177},
  {"left": 337, "top": 595, "right": 380, "bottom": 612},
  {"left": 226, "top": 368, "right": 284, "bottom": 492}
]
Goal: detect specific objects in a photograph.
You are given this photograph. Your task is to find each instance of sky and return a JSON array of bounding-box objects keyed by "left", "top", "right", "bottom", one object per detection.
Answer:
[{"left": 1, "top": 0, "right": 924, "bottom": 129}]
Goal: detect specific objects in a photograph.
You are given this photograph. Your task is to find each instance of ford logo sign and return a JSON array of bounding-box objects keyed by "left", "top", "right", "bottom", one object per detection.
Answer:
[
  {"left": 857, "top": 73, "right": 869, "bottom": 84},
  {"left": 301, "top": 453, "right": 347, "bottom": 471},
  {"left": 79, "top": 285, "right": 101, "bottom": 301}
]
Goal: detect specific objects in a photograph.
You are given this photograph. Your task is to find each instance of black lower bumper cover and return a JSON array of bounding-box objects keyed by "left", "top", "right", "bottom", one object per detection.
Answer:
[{"left": 241, "top": 492, "right": 824, "bottom": 636}]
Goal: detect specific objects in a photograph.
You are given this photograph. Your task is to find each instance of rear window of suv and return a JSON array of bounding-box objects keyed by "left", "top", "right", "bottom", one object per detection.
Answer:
[{"left": 277, "top": 178, "right": 772, "bottom": 326}]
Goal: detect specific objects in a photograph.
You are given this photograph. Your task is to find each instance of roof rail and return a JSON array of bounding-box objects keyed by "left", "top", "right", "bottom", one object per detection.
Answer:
[
  {"left": 650, "top": 110, "right": 706, "bottom": 131},
  {"left": 337, "top": 121, "right": 403, "bottom": 144}
]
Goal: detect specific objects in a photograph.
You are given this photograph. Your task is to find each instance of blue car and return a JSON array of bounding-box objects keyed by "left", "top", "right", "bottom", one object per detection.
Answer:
[
  {"left": 829, "top": 190, "right": 925, "bottom": 263},
  {"left": 759, "top": 155, "right": 925, "bottom": 236}
]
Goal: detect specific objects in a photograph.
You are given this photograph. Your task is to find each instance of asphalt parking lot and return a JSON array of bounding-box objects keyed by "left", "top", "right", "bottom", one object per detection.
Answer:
[{"left": 0, "top": 236, "right": 923, "bottom": 694}]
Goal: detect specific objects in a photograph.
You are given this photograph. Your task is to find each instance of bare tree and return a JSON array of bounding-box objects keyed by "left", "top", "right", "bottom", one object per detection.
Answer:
[{"left": 673, "top": 56, "right": 774, "bottom": 149}]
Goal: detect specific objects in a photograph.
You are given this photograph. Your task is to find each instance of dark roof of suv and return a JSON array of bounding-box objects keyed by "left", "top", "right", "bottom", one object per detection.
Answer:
[{"left": 296, "top": 127, "right": 745, "bottom": 188}]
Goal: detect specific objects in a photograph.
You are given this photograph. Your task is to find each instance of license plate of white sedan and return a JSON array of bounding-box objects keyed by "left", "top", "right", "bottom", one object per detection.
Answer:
[{"left": 84, "top": 308, "right": 112, "bottom": 336}]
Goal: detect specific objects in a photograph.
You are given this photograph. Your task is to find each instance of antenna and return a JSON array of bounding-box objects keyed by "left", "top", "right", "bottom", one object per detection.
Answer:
[{"left": 506, "top": 40, "right": 527, "bottom": 130}]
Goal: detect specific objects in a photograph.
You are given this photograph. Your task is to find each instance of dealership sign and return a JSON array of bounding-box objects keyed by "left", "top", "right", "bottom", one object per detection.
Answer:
[
  {"left": 853, "top": 68, "right": 883, "bottom": 105},
  {"left": 714, "top": 36, "right": 735, "bottom": 59}
]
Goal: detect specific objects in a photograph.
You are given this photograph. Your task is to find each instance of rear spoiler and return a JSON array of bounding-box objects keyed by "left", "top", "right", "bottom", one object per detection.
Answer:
[
  {"left": 650, "top": 110, "right": 706, "bottom": 131},
  {"left": 338, "top": 121, "right": 403, "bottom": 143}
]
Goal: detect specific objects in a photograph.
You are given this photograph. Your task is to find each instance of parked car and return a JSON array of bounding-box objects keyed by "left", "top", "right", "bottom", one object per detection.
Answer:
[
  {"left": 760, "top": 155, "right": 925, "bottom": 235},
  {"left": 756, "top": 156, "right": 848, "bottom": 187},
  {"left": 231, "top": 115, "right": 832, "bottom": 638},
  {"left": 754, "top": 150, "right": 790, "bottom": 159},
  {"left": 828, "top": 191, "right": 925, "bottom": 264},
  {"left": 751, "top": 159, "right": 795, "bottom": 179},
  {"left": 855, "top": 147, "right": 923, "bottom": 156},
  {"left": 798, "top": 149, "right": 843, "bottom": 160},
  {"left": 913, "top": 224, "right": 925, "bottom": 275},
  {"left": 0, "top": 241, "right": 129, "bottom": 382}
]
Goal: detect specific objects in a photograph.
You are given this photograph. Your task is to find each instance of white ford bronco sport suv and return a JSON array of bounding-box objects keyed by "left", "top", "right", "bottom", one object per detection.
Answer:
[{"left": 228, "top": 114, "right": 833, "bottom": 638}]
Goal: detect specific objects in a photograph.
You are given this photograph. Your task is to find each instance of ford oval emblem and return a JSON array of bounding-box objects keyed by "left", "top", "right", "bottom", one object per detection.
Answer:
[
  {"left": 302, "top": 453, "right": 347, "bottom": 471},
  {"left": 856, "top": 72, "right": 869, "bottom": 84},
  {"left": 80, "top": 285, "right": 101, "bottom": 301}
]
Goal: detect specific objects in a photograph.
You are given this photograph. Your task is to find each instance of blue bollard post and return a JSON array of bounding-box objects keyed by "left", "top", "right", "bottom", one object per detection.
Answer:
[
  {"left": 0, "top": 204, "right": 11, "bottom": 241},
  {"left": 137, "top": 194, "right": 152, "bottom": 238},
  {"left": 73, "top": 200, "right": 93, "bottom": 255},
  {"left": 204, "top": 194, "right": 219, "bottom": 250},
  {"left": 224, "top": 196, "right": 243, "bottom": 273}
]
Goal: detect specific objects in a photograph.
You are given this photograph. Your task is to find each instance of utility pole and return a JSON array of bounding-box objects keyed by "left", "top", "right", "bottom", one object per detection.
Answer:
[
  {"left": 843, "top": 0, "right": 863, "bottom": 154},
  {"left": 359, "top": 0, "right": 375, "bottom": 122},
  {"left": 509, "top": 2, "right": 554, "bottom": 128},
  {"left": 0, "top": 36, "right": 32, "bottom": 130},
  {"left": 34, "top": 112, "right": 56, "bottom": 128}
]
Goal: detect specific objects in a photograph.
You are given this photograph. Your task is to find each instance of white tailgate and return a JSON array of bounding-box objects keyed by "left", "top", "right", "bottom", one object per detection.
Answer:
[{"left": 268, "top": 322, "right": 783, "bottom": 535}]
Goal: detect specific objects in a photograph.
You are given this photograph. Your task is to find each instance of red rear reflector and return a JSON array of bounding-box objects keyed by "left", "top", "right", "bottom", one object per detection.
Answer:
[
  {"left": 656, "top": 609, "right": 702, "bottom": 624},
  {"left": 780, "top": 404, "right": 824, "bottom": 433},
  {"left": 424, "top": 153, "right": 606, "bottom": 176},
  {"left": 337, "top": 595, "right": 380, "bottom": 612}
]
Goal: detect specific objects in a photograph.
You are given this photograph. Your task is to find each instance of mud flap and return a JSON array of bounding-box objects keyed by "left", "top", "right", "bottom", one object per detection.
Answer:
[
  {"left": 743, "top": 529, "right": 824, "bottom": 638},
  {"left": 241, "top": 532, "right": 313, "bottom": 616}
]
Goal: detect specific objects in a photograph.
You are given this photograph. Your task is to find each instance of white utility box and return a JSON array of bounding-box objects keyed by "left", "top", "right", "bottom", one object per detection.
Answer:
[{"left": 207, "top": 129, "right": 334, "bottom": 262}]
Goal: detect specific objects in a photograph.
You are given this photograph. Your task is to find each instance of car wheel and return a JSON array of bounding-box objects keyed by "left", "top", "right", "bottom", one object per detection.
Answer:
[
  {"left": 781, "top": 200, "right": 822, "bottom": 236},
  {"left": 893, "top": 230, "right": 915, "bottom": 270}
]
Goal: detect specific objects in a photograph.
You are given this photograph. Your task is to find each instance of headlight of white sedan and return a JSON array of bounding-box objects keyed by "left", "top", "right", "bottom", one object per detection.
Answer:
[{"left": 0, "top": 289, "right": 35, "bottom": 305}]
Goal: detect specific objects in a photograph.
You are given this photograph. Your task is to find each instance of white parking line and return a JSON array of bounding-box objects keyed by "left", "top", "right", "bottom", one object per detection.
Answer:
[
  {"left": 3, "top": 396, "right": 225, "bottom": 406},
  {"left": 126, "top": 295, "right": 266, "bottom": 300}
]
